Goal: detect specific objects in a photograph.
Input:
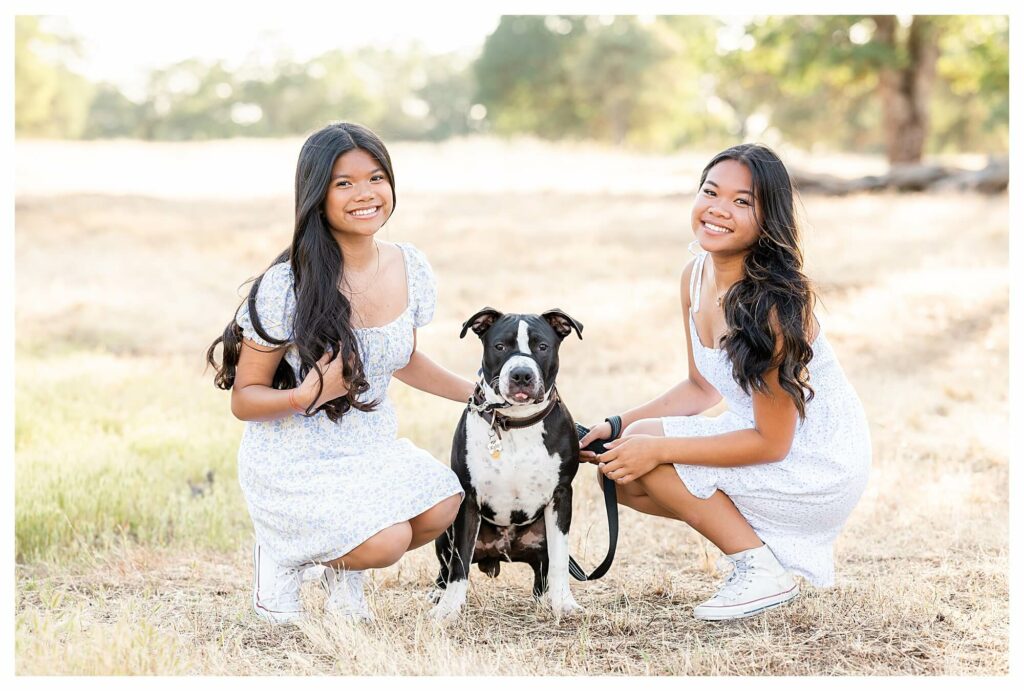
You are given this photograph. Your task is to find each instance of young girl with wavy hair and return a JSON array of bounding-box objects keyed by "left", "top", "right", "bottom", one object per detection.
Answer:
[
  {"left": 579, "top": 144, "right": 871, "bottom": 620},
  {"left": 207, "top": 122, "right": 473, "bottom": 624}
]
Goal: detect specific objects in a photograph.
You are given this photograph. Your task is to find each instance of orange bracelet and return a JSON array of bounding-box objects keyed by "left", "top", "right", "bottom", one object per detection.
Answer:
[{"left": 288, "top": 389, "right": 307, "bottom": 414}]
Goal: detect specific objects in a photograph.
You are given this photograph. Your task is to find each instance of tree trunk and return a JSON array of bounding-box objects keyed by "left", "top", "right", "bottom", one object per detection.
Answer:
[
  {"left": 874, "top": 16, "right": 939, "bottom": 165},
  {"left": 610, "top": 100, "right": 629, "bottom": 146}
]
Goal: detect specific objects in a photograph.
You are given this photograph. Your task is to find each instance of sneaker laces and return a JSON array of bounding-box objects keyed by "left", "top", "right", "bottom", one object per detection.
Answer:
[
  {"left": 325, "top": 569, "right": 369, "bottom": 615},
  {"left": 271, "top": 564, "right": 303, "bottom": 608},
  {"left": 714, "top": 554, "right": 754, "bottom": 600}
]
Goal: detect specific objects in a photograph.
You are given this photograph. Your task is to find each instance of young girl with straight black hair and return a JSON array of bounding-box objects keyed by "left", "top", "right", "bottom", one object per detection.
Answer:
[
  {"left": 579, "top": 143, "right": 871, "bottom": 621},
  {"left": 207, "top": 122, "right": 473, "bottom": 624}
]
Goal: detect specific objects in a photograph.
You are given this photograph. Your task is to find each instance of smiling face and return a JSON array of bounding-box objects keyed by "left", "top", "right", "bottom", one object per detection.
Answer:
[
  {"left": 323, "top": 148, "right": 394, "bottom": 239},
  {"left": 691, "top": 158, "right": 761, "bottom": 254}
]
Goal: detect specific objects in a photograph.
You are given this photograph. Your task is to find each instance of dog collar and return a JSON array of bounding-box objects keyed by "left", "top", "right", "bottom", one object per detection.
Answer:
[
  {"left": 466, "top": 382, "right": 510, "bottom": 415},
  {"left": 467, "top": 383, "right": 562, "bottom": 458}
]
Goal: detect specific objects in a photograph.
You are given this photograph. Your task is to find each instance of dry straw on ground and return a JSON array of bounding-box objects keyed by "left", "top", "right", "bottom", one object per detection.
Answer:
[{"left": 14, "top": 139, "right": 1008, "bottom": 675}]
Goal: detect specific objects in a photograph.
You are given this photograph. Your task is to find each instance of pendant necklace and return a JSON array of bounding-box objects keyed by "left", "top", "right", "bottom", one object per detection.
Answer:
[{"left": 342, "top": 242, "right": 381, "bottom": 296}]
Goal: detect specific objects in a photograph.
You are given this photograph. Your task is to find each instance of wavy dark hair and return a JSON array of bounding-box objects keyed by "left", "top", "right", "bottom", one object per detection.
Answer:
[
  {"left": 703, "top": 144, "right": 817, "bottom": 418},
  {"left": 206, "top": 122, "right": 396, "bottom": 421}
]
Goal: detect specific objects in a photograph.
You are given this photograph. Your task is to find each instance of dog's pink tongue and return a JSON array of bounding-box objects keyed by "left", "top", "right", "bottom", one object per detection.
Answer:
[{"left": 514, "top": 392, "right": 529, "bottom": 401}]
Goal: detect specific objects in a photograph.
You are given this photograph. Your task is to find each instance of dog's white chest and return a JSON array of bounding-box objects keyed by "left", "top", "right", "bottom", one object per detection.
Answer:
[{"left": 464, "top": 414, "right": 561, "bottom": 525}]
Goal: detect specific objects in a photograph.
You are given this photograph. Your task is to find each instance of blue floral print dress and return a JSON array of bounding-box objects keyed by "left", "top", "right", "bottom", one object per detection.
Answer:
[{"left": 234, "top": 243, "right": 464, "bottom": 567}]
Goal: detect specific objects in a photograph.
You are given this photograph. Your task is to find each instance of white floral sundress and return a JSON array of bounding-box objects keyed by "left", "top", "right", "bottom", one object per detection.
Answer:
[
  {"left": 662, "top": 250, "right": 872, "bottom": 587},
  {"left": 234, "top": 242, "right": 464, "bottom": 567}
]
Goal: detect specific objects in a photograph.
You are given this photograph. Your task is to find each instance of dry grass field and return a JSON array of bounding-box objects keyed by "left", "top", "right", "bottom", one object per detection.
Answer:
[{"left": 13, "top": 138, "right": 1008, "bottom": 675}]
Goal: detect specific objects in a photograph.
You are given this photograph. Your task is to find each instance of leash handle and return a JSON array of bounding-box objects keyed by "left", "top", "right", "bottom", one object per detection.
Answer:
[{"left": 568, "top": 422, "right": 619, "bottom": 581}]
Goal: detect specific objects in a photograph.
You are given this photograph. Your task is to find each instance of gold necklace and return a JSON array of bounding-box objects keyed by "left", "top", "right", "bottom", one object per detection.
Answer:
[
  {"left": 712, "top": 268, "right": 729, "bottom": 307},
  {"left": 342, "top": 242, "right": 381, "bottom": 296}
]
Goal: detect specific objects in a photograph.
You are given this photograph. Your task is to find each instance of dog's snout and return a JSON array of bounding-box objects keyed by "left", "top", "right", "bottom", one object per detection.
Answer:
[{"left": 509, "top": 368, "right": 535, "bottom": 386}]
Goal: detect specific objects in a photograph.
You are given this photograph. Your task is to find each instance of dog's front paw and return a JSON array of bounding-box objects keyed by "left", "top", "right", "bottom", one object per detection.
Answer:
[
  {"left": 428, "top": 581, "right": 467, "bottom": 622},
  {"left": 544, "top": 589, "right": 583, "bottom": 619},
  {"left": 428, "top": 602, "right": 463, "bottom": 622}
]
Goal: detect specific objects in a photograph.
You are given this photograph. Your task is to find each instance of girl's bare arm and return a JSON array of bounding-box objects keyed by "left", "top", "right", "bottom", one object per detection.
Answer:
[
  {"left": 392, "top": 331, "right": 476, "bottom": 403},
  {"left": 231, "top": 341, "right": 348, "bottom": 421}
]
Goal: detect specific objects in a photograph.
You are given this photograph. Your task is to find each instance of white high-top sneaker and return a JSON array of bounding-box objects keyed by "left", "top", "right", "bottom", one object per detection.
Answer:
[
  {"left": 693, "top": 544, "right": 799, "bottom": 621},
  {"left": 251, "top": 543, "right": 305, "bottom": 625},
  {"left": 321, "top": 568, "right": 373, "bottom": 622}
]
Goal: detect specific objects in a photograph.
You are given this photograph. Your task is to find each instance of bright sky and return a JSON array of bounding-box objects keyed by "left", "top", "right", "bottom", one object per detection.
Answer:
[{"left": 37, "top": 9, "right": 503, "bottom": 99}]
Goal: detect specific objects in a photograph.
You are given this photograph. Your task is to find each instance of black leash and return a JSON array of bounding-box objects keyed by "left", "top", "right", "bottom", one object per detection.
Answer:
[{"left": 568, "top": 415, "right": 622, "bottom": 581}]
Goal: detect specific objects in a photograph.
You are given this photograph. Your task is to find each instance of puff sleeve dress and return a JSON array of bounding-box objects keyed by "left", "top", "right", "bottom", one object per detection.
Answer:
[{"left": 234, "top": 243, "right": 464, "bottom": 567}]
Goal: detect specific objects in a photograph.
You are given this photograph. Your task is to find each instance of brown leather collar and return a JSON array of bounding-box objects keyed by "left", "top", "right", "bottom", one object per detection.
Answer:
[{"left": 468, "top": 384, "right": 561, "bottom": 438}]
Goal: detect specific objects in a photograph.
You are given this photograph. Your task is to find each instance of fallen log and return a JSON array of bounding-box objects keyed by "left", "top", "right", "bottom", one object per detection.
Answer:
[
  {"left": 790, "top": 157, "right": 1007, "bottom": 195},
  {"left": 930, "top": 158, "right": 1009, "bottom": 194}
]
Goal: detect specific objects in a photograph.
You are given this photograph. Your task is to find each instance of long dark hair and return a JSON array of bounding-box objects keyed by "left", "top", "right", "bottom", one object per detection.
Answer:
[
  {"left": 206, "top": 122, "right": 396, "bottom": 421},
  {"left": 702, "top": 144, "right": 817, "bottom": 418}
]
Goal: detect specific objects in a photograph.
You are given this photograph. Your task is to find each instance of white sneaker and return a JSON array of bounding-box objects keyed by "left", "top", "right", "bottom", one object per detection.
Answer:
[
  {"left": 251, "top": 543, "right": 305, "bottom": 625},
  {"left": 302, "top": 564, "right": 327, "bottom": 582},
  {"left": 693, "top": 544, "right": 799, "bottom": 621},
  {"left": 321, "top": 568, "right": 373, "bottom": 622}
]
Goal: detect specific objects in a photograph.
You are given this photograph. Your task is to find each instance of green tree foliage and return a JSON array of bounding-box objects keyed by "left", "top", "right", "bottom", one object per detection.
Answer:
[
  {"left": 253, "top": 52, "right": 380, "bottom": 137},
  {"left": 640, "top": 16, "right": 729, "bottom": 149},
  {"left": 81, "top": 83, "right": 142, "bottom": 139},
  {"left": 69, "top": 47, "right": 479, "bottom": 142},
  {"left": 931, "top": 15, "right": 1009, "bottom": 153},
  {"left": 135, "top": 60, "right": 240, "bottom": 140},
  {"left": 475, "top": 16, "right": 727, "bottom": 148},
  {"left": 724, "top": 15, "right": 1008, "bottom": 158},
  {"left": 474, "top": 15, "right": 589, "bottom": 138},
  {"left": 413, "top": 51, "right": 482, "bottom": 140},
  {"left": 727, "top": 16, "right": 891, "bottom": 152},
  {"left": 15, "top": 16, "right": 93, "bottom": 138},
  {"left": 14, "top": 14, "right": 1009, "bottom": 158},
  {"left": 568, "top": 17, "right": 687, "bottom": 145}
]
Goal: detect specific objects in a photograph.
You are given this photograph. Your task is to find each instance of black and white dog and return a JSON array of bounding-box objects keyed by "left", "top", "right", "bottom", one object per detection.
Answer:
[{"left": 430, "top": 308, "right": 584, "bottom": 620}]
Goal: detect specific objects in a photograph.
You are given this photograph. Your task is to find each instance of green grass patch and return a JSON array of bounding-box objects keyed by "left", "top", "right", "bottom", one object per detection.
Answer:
[{"left": 15, "top": 347, "right": 252, "bottom": 562}]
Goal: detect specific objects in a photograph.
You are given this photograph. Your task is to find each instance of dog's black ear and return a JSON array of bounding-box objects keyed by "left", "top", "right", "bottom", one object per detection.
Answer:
[
  {"left": 542, "top": 309, "right": 583, "bottom": 340},
  {"left": 460, "top": 307, "right": 504, "bottom": 339}
]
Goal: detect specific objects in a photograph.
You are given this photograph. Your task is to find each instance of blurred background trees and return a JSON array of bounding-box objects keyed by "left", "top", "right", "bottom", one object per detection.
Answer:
[
  {"left": 15, "top": 15, "right": 1009, "bottom": 164},
  {"left": 15, "top": 16, "right": 94, "bottom": 138}
]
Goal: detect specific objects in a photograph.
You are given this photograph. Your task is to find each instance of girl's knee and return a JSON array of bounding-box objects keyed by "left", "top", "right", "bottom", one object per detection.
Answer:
[
  {"left": 352, "top": 522, "right": 413, "bottom": 568},
  {"left": 618, "top": 478, "right": 647, "bottom": 498},
  {"left": 412, "top": 494, "right": 461, "bottom": 533},
  {"left": 435, "top": 493, "right": 462, "bottom": 526}
]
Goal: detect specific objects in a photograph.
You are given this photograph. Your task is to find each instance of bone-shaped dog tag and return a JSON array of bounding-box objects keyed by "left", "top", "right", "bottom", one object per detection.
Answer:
[{"left": 487, "top": 434, "right": 502, "bottom": 460}]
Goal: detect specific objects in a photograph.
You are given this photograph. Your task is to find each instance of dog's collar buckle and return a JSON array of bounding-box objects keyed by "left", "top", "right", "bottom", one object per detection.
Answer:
[{"left": 467, "top": 383, "right": 508, "bottom": 415}]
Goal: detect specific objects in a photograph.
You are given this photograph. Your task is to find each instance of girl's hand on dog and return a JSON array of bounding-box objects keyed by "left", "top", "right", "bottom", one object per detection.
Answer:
[
  {"left": 578, "top": 421, "right": 613, "bottom": 463},
  {"left": 595, "top": 435, "right": 662, "bottom": 483},
  {"left": 299, "top": 351, "right": 351, "bottom": 409}
]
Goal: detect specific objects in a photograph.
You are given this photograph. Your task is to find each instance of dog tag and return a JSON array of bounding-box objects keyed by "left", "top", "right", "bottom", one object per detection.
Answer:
[{"left": 487, "top": 435, "right": 502, "bottom": 459}]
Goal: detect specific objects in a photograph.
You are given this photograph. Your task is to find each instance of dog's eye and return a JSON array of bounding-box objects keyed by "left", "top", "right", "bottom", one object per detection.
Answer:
[
  {"left": 537, "top": 343, "right": 549, "bottom": 351},
  {"left": 494, "top": 343, "right": 506, "bottom": 351}
]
